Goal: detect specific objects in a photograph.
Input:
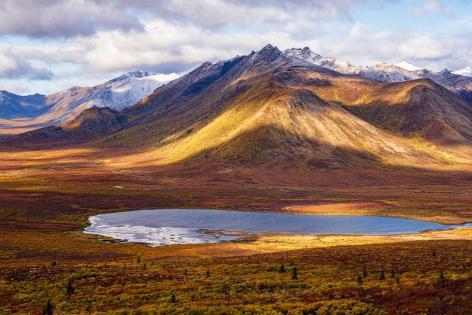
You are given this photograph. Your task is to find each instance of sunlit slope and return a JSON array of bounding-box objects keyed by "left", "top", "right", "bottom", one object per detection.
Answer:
[
  {"left": 307, "top": 76, "right": 472, "bottom": 147},
  {"left": 107, "top": 80, "right": 461, "bottom": 169},
  {"left": 8, "top": 45, "right": 471, "bottom": 169}
]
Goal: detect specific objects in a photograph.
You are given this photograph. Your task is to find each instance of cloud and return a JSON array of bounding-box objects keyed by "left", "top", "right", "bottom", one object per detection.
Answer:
[
  {"left": 398, "top": 34, "right": 451, "bottom": 60},
  {"left": 0, "top": 0, "right": 471, "bottom": 95},
  {"left": 128, "top": 0, "right": 369, "bottom": 28},
  {"left": 410, "top": 0, "right": 453, "bottom": 17},
  {"left": 0, "top": 0, "right": 390, "bottom": 39},
  {"left": 0, "top": 0, "right": 143, "bottom": 38},
  {"left": 0, "top": 49, "right": 53, "bottom": 80}
]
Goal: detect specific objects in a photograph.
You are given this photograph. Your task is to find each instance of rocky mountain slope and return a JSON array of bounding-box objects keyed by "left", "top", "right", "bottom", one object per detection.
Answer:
[
  {"left": 0, "top": 71, "right": 166, "bottom": 135},
  {"left": 5, "top": 106, "right": 128, "bottom": 145},
  {"left": 0, "top": 91, "right": 49, "bottom": 119},
  {"left": 94, "top": 45, "right": 472, "bottom": 168},
  {"left": 5, "top": 45, "right": 472, "bottom": 170},
  {"left": 286, "top": 47, "right": 472, "bottom": 103}
]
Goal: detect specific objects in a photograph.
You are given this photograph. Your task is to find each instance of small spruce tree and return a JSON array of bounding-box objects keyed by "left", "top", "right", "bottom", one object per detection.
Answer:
[
  {"left": 363, "top": 266, "right": 368, "bottom": 278},
  {"left": 42, "top": 299, "right": 53, "bottom": 315},
  {"left": 66, "top": 280, "right": 75, "bottom": 297},
  {"left": 170, "top": 292, "right": 177, "bottom": 303},
  {"left": 291, "top": 266, "right": 298, "bottom": 280},
  {"left": 379, "top": 269, "right": 385, "bottom": 280},
  {"left": 279, "top": 264, "right": 286, "bottom": 273}
]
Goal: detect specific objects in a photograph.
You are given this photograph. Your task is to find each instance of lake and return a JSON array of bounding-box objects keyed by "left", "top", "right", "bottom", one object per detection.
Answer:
[{"left": 84, "top": 209, "right": 461, "bottom": 246}]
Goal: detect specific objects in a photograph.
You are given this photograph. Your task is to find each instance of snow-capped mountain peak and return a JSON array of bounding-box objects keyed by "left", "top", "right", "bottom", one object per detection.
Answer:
[
  {"left": 283, "top": 46, "right": 472, "bottom": 103},
  {"left": 394, "top": 62, "right": 423, "bottom": 71},
  {"left": 284, "top": 47, "right": 360, "bottom": 74},
  {"left": 74, "top": 70, "right": 180, "bottom": 112},
  {"left": 284, "top": 47, "right": 322, "bottom": 63}
]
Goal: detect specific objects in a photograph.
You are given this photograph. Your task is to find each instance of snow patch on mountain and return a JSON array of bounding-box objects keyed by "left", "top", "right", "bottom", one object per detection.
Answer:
[
  {"left": 85, "top": 71, "right": 180, "bottom": 111},
  {"left": 285, "top": 47, "right": 361, "bottom": 74},
  {"left": 285, "top": 47, "right": 472, "bottom": 103},
  {"left": 394, "top": 62, "right": 423, "bottom": 71}
]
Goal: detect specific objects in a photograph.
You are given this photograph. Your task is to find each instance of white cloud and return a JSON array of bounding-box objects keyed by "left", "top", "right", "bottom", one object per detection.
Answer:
[
  {"left": 0, "top": 0, "right": 143, "bottom": 38},
  {"left": 0, "top": 49, "right": 53, "bottom": 80},
  {"left": 398, "top": 34, "right": 450, "bottom": 60},
  {"left": 0, "top": 0, "right": 471, "bottom": 95},
  {"left": 410, "top": 0, "right": 453, "bottom": 17}
]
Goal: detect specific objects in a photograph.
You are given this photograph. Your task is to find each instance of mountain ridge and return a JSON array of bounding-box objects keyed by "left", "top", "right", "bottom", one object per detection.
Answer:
[
  {"left": 0, "top": 71, "right": 168, "bottom": 135},
  {"left": 4, "top": 45, "right": 472, "bottom": 170},
  {"left": 286, "top": 47, "right": 472, "bottom": 103}
]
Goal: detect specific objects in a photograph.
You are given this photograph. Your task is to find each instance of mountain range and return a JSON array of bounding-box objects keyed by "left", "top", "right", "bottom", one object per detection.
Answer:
[
  {"left": 0, "top": 71, "right": 166, "bottom": 135},
  {"left": 6, "top": 44, "right": 472, "bottom": 172},
  {"left": 2, "top": 47, "right": 471, "bottom": 138},
  {"left": 285, "top": 47, "right": 472, "bottom": 103}
]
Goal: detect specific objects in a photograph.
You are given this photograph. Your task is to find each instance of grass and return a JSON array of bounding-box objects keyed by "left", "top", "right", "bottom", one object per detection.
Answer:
[
  {"left": 1, "top": 146, "right": 472, "bottom": 313},
  {"left": 2, "top": 231, "right": 472, "bottom": 314}
]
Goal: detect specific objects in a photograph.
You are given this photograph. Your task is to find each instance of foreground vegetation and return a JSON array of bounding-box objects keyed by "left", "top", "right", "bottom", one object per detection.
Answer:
[
  {"left": 2, "top": 235, "right": 472, "bottom": 314},
  {"left": 1, "top": 150, "right": 472, "bottom": 314}
]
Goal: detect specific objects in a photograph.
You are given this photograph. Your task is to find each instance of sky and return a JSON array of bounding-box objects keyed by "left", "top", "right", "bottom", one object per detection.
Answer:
[{"left": 0, "top": 0, "right": 471, "bottom": 95}]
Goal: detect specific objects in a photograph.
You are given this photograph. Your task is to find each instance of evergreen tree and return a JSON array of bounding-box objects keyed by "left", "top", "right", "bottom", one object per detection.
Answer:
[
  {"left": 379, "top": 269, "right": 385, "bottom": 280},
  {"left": 170, "top": 292, "right": 177, "bottom": 303},
  {"left": 291, "top": 266, "right": 298, "bottom": 280},
  {"left": 66, "top": 280, "right": 75, "bottom": 297},
  {"left": 363, "top": 266, "right": 368, "bottom": 278},
  {"left": 42, "top": 299, "right": 53, "bottom": 315},
  {"left": 279, "top": 264, "right": 286, "bottom": 273}
]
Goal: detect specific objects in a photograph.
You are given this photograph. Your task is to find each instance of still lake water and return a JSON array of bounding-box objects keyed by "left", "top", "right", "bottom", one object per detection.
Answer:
[{"left": 84, "top": 209, "right": 459, "bottom": 246}]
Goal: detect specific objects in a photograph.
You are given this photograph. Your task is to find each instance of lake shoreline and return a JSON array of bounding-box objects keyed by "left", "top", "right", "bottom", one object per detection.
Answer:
[{"left": 84, "top": 208, "right": 469, "bottom": 247}]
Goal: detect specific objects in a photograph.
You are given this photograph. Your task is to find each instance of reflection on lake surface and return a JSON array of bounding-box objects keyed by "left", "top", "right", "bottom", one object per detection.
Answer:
[{"left": 84, "top": 209, "right": 458, "bottom": 246}]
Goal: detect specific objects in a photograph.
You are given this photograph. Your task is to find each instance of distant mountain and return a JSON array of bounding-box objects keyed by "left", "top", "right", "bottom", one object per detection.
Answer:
[
  {"left": 0, "top": 90, "right": 49, "bottom": 119},
  {"left": 5, "top": 106, "right": 128, "bottom": 145},
  {"left": 286, "top": 47, "right": 472, "bottom": 103},
  {"left": 0, "top": 71, "right": 169, "bottom": 135}
]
